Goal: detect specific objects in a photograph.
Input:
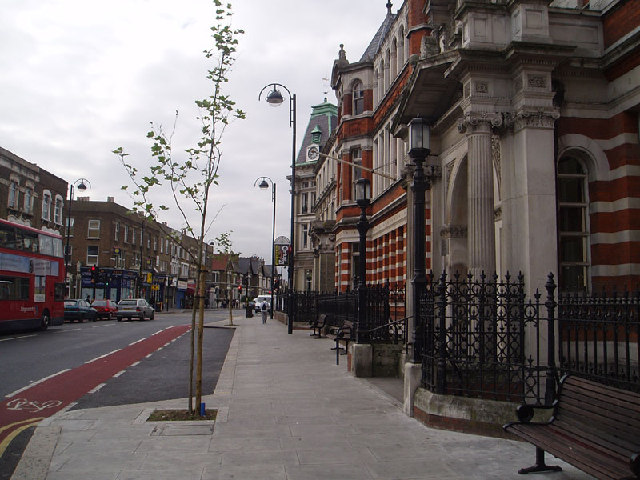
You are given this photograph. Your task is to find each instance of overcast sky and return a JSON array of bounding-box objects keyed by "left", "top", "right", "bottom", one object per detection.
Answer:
[{"left": 0, "top": 0, "right": 388, "bottom": 261}]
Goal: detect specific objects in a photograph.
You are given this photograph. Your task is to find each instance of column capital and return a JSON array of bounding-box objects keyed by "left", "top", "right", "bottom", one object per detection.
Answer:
[
  {"left": 504, "top": 109, "right": 560, "bottom": 132},
  {"left": 457, "top": 112, "right": 503, "bottom": 134}
]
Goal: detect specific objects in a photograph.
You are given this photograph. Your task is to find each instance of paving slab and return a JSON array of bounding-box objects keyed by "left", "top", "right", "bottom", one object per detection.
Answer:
[{"left": 12, "top": 316, "right": 596, "bottom": 480}]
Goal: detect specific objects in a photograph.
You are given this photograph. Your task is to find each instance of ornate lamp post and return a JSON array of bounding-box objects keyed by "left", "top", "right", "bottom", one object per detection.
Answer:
[
  {"left": 255, "top": 176, "right": 276, "bottom": 319},
  {"left": 259, "top": 83, "right": 296, "bottom": 334},
  {"left": 64, "top": 178, "right": 90, "bottom": 298},
  {"left": 408, "top": 118, "right": 431, "bottom": 365},
  {"left": 355, "top": 177, "right": 371, "bottom": 343}
]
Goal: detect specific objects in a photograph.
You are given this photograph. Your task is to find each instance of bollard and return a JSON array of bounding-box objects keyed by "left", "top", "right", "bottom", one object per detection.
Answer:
[{"left": 200, "top": 402, "right": 206, "bottom": 417}]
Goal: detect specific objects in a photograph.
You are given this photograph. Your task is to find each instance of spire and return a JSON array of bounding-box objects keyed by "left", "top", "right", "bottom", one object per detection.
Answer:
[{"left": 386, "top": 1, "right": 393, "bottom": 15}]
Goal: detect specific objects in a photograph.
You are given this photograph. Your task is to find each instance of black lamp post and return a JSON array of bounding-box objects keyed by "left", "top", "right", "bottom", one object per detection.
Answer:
[
  {"left": 255, "top": 176, "right": 276, "bottom": 319},
  {"left": 64, "top": 178, "right": 89, "bottom": 298},
  {"left": 259, "top": 83, "right": 296, "bottom": 334},
  {"left": 355, "top": 177, "right": 371, "bottom": 343},
  {"left": 408, "top": 118, "right": 431, "bottom": 365}
]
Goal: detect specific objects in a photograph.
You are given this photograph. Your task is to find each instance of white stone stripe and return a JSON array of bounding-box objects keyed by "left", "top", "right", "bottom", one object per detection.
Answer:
[
  {"left": 592, "top": 264, "right": 640, "bottom": 277},
  {"left": 591, "top": 230, "right": 640, "bottom": 245},
  {"left": 607, "top": 165, "right": 640, "bottom": 181},
  {"left": 596, "top": 133, "right": 638, "bottom": 152},
  {"left": 591, "top": 197, "right": 640, "bottom": 214}
]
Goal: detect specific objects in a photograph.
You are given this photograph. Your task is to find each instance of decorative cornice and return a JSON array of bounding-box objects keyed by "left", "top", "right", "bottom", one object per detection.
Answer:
[
  {"left": 440, "top": 224, "right": 467, "bottom": 238},
  {"left": 503, "top": 109, "right": 559, "bottom": 131}
]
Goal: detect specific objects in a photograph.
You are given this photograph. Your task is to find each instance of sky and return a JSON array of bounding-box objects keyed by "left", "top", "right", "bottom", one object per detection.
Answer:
[{"left": 0, "top": 0, "right": 389, "bottom": 262}]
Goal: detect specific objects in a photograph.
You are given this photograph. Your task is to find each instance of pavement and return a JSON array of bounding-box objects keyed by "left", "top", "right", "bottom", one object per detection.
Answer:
[{"left": 11, "top": 315, "right": 595, "bottom": 480}]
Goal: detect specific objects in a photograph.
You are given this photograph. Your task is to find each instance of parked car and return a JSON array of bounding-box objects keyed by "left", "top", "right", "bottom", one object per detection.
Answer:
[
  {"left": 91, "top": 299, "right": 118, "bottom": 320},
  {"left": 64, "top": 299, "right": 97, "bottom": 322},
  {"left": 116, "top": 298, "right": 155, "bottom": 321}
]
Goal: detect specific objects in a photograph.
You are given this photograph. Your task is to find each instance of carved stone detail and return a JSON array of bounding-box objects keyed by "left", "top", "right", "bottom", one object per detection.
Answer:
[
  {"left": 458, "top": 112, "right": 503, "bottom": 134},
  {"left": 504, "top": 110, "right": 560, "bottom": 131},
  {"left": 441, "top": 224, "right": 467, "bottom": 238},
  {"left": 527, "top": 74, "right": 547, "bottom": 89},
  {"left": 491, "top": 135, "right": 502, "bottom": 198},
  {"left": 475, "top": 81, "right": 489, "bottom": 94}
]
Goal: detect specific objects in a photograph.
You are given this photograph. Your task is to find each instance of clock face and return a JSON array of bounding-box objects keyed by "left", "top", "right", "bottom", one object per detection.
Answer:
[{"left": 307, "top": 146, "right": 319, "bottom": 161}]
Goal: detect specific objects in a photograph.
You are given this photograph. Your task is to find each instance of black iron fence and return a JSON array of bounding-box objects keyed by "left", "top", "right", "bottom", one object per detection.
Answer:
[
  {"left": 284, "top": 285, "right": 407, "bottom": 344},
  {"left": 558, "top": 290, "right": 639, "bottom": 393},
  {"left": 415, "top": 271, "right": 640, "bottom": 405}
]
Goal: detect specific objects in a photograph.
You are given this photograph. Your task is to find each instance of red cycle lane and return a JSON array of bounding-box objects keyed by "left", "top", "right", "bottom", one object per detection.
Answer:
[{"left": 0, "top": 324, "right": 191, "bottom": 454}]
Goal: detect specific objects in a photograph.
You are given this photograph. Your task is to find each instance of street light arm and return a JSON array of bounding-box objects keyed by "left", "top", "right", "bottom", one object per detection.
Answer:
[
  {"left": 258, "top": 82, "right": 292, "bottom": 101},
  {"left": 318, "top": 153, "right": 396, "bottom": 181}
]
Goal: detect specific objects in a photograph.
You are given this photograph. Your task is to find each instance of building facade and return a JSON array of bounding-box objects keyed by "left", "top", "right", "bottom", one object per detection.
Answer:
[
  {"left": 0, "top": 147, "right": 68, "bottom": 236},
  {"left": 324, "top": 0, "right": 639, "bottom": 296}
]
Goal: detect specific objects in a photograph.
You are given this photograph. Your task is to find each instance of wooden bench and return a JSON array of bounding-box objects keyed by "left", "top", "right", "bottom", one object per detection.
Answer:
[
  {"left": 327, "top": 318, "right": 353, "bottom": 365},
  {"left": 309, "top": 314, "right": 328, "bottom": 338},
  {"left": 503, "top": 375, "right": 640, "bottom": 480}
]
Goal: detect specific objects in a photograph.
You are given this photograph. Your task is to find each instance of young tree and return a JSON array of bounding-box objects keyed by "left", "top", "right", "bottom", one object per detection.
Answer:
[{"left": 114, "top": 1, "right": 244, "bottom": 414}]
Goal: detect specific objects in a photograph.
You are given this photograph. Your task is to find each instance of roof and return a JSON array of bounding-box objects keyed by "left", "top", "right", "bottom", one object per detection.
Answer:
[
  {"left": 295, "top": 99, "right": 338, "bottom": 165},
  {"left": 360, "top": 2, "right": 397, "bottom": 62}
]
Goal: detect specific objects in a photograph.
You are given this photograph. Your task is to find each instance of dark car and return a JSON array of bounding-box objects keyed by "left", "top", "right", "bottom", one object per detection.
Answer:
[
  {"left": 64, "top": 299, "right": 97, "bottom": 322},
  {"left": 116, "top": 298, "right": 155, "bottom": 321},
  {"left": 91, "top": 299, "right": 118, "bottom": 320}
]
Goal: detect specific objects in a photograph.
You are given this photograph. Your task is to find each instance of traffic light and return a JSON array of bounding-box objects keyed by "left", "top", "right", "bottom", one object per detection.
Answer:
[
  {"left": 238, "top": 285, "right": 242, "bottom": 294},
  {"left": 90, "top": 266, "right": 97, "bottom": 282}
]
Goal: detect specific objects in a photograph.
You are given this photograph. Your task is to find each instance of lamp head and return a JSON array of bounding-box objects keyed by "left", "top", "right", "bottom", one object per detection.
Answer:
[
  {"left": 265, "top": 87, "right": 284, "bottom": 107},
  {"left": 355, "top": 177, "right": 371, "bottom": 207},
  {"left": 259, "top": 179, "right": 269, "bottom": 190},
  {"left": 408, "top": 118, "right": 430, "bottom": 157}
]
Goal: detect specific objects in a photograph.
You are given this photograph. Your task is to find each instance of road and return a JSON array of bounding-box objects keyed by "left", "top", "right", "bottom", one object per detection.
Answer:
[{"left": 0, "top": 308, "right": 237, "bottom": 479}]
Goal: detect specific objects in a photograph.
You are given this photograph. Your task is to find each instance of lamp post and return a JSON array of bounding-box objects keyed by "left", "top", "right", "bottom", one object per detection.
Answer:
[
  {"left": 64, "top": 178, "right": 89, "bottom": 298},
  {"left": 255, "top": 177, "right": 276, "bottom": 319},
  {"left": 259, "top": 82, "right": 296, "bottom": 335},
  {"left": 407, "top": 118, "right": 431, "bottom": 366},
  {"left": 355, "top": 177, "right": 371, "bottom": 343}
]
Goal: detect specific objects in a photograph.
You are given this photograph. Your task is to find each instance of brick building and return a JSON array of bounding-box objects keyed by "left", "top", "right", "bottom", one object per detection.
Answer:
[
  {"left": 0, "top": 146, "right": 68, "bottom": 236},
  {"left": 324, "top": 0, "right": 639, "bottom": 295}
]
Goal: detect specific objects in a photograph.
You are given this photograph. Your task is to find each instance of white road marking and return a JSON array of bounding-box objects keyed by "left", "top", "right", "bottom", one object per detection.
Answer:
[
  {"left": 5, "top": 369, "right": 71, "bottom": 398},
  {"left": 87, "top": 383, "right": 106, "bottom": 394}
]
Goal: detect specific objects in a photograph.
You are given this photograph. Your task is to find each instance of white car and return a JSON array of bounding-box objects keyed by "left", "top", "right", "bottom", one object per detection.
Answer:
[{"left": 254, "top": 295, "right": 271, "bottom": 313}]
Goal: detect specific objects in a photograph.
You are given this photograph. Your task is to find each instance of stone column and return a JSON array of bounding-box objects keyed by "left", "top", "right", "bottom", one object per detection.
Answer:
[{"left": 459, "top": 113, "right": 501, "bottom": 278}]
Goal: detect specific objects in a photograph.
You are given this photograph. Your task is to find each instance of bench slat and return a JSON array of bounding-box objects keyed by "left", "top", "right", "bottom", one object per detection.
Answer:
[
  {"left": 563, "top": 377, "right": 640, "bottom": 411},
  {"left": 552, "top": 418, "right": 637, "bottom": 460},
  {"left": 507, "top": 423, "right": 631, "bottom": 480}
]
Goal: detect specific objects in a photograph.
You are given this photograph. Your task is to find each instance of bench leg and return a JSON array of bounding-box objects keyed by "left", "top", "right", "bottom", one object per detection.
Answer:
[{"left": 518, "top": 447, "right": 562, "bottom": 475}]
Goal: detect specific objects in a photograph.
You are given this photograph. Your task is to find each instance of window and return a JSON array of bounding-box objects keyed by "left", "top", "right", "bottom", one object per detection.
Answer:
[
  {"left": 132, "top": 228, "right": 136, "bottom": 245},
  {"left": 352, "top": 148, "right": 363, "bottom": 200},
  {"left": 557, "top": 156, "right": 590, "bottom": 292},
  {"left": 8, "top": 180, "right": 19, "bottom": 209},
  {"left": 124, "top": 225, "right": 129, "bottom": 243},
  {"left": 88, "top": 219, "right": 101, "bottom": 238},
  {"left": 0, "top": 276, "right": 30, "bottom": 301},
  {"left": 114, "top": 222, "right": 119, "bottom": 241},
  {"left": 65, "top": 217, "right": 74, "bottom": 238},
  {"left": 54, "top": 195, "right": 63, "bottom": 225},
  {"left": 302, "top": 223, "right": 309, "bottom": 249},
  {"left": 353, "top": 80, "right": 364, "bottom": 115},
  {"left": 42, "top": 190, "right": 52, "bottom": 221},
  {"left": 23, "top": 187, "right": 33, "bottom": 214},
  {"left": 301, "top": 193, "right": 308, "bottom": 214},
  {"left": 87, "top": 245, "right": 99, "bottom": 265}
]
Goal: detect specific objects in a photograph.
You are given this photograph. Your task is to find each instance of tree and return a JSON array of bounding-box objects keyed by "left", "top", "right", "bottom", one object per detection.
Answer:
[{"left": 114, "top": 0, "right": 244, "bottom": 414}]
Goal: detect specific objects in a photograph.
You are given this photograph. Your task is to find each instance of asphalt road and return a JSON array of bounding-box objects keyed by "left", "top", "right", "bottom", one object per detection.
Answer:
[{"left": 0, "top": 308, "right": 236, "bottom": 480}]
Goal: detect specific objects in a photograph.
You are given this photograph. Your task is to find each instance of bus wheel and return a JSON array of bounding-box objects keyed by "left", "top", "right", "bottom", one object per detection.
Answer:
[{"left": 40, "top": 311, "right": 50, "bottom": 331}]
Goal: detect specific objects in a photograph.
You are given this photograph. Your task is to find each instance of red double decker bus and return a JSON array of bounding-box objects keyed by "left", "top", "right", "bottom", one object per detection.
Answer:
[{"left": 0, "top": 218, "right": 66, "bottom": 332}]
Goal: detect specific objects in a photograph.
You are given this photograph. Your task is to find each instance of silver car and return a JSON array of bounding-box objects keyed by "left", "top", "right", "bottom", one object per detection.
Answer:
[{"left": 116, "top": 298, "right": 155, "bottom": 321}]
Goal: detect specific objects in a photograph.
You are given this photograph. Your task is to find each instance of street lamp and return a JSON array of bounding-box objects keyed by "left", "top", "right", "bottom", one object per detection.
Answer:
[
  {"left": 255, "top": 176, "right": 276, "bottom": 319},
  {"left": 64, "top": 178, "right": 90, "bottom": 297},
  {"left": 408, "top": 118, "right": 431, "bottom": 366},
  {"left": 355, "top": 177, "right": 371, "bottom": 343},
  {"left": 259, "top": 82, "right": 296, "bottom": 335}
]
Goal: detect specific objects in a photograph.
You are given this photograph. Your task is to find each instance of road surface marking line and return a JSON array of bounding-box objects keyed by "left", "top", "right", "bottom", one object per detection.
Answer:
[
  {"left": 0, "top": 418, "right": 43, "bottom": 457},
  {"left": 16, "top": 334, "right": 37, "bottom": 339},
  {"left": 0, "top": 418, "right": 44, "bottom": 435},
  {"left": 145, "top": 353, "right": 153, "bottom": 359},
  {"left": 130, "top": 361, "right": 140, "bottom": 367},
  {"left": 88, "top": 349, "right": 120, "bottom": 363},
  {"left": 5, "top": 369, "right": 71, "bottom": 398},
  {"left": 129, "top": 339, "right": 144, "bottom": 346},
  {"left": 87, "top": 383, "right": 106, "bottom": 394},
  {"left": 113, "top": 370, "right": 126, "bottom": 378},
  {"left": 0, "top": 337, "right": 14, "bottom": 342}
]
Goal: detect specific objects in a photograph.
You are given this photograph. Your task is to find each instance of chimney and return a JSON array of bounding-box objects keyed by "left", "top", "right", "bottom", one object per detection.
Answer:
[{"left": 107, "top": 196, "right": 115, "bottom": 202}]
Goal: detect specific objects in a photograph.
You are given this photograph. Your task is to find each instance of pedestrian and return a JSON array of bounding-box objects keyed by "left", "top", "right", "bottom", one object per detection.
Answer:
[{"left": 261, "top": 301, "right": 268, "bottom": 324}]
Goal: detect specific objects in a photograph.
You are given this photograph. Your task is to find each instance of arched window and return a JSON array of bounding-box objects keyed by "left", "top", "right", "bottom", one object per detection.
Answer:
[
  {"left": 353, "top": 80, "right": 364, "bottom": 115},
  {"left": 54, "top": 195, "right": 64, "bottom": 225},
  {"left": 557, "top": 156, "right": 590, "bottom": 292}
]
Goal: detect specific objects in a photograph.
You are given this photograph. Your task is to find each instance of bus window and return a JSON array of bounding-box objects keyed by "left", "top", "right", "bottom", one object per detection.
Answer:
[
  {"left": 34, "top": 276, "right": 46, "bottom": 302},
  {"left": 0, "top": 276, "right": 30, "bottom": 301},
  {"left": 39, "top": 235, "right": 53, "bottom": 256},
  {"left": 54, "top": 282, "right": 66, "bottom": 302},
  {"left": 0, "top": 223, "right": 17, "bottom": 249}
]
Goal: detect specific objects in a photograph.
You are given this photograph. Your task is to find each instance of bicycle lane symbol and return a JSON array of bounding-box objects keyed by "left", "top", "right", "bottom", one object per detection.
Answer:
[{"left": 5, "top": 398, "right": 63, "bottom": 413}]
